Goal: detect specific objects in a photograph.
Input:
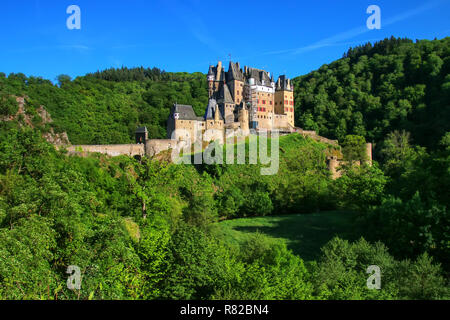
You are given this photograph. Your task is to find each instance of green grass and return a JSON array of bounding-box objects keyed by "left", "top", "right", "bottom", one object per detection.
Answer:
[{"left": 215, "top": 211, "right": 359, "bottom": 262}]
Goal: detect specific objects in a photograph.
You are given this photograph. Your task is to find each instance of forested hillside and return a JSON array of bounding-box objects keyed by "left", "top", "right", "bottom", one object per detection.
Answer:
[
  {"left": 1, "top": 37, "right": 448, "bottom": 152},
  {"left": 0, "top": 37, "right": 449, "bottom": 300},
  {"left": 293, "top": 37, "right": 450, "bottom": 152},
  {"left": 0, "top": 70, "right": 208, "bottom": 144},
  {"left": 1, "top": 120, "right": 448, "bottom": 299}
]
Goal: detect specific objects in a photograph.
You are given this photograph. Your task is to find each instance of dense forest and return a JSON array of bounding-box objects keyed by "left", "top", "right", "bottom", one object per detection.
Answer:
[
  {"left": 0, "top": 37, "right": 449, "bottom": 299},
  {"left": 293, "top": 37, "right": 450, "bottom": 152},
  {"left": 0, "top": 70, "right": 208, "bottom": 144}
]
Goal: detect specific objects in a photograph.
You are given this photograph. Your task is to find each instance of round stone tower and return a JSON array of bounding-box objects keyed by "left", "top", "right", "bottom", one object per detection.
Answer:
[{"left": 238, "top": 107, "right": 249, "bottom": 135}]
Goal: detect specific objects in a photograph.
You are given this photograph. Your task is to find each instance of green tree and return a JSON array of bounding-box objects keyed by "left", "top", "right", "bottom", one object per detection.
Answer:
[{"left": 341, "top": 134, "right": 367, "bottom": 163}]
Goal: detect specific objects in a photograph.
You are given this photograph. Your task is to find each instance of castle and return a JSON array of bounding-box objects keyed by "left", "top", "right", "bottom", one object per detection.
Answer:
[
  {"left": 62, "top": 61, "right": 372, "bottom": 177},
  {"left": 166, "top": 61, "right": 296, "bottom": 144}
]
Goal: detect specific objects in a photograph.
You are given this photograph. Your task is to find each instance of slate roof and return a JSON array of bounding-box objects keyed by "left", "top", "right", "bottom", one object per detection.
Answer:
[
  {"left": 276, "top": 75, "right": 293, "bottom": 91},
  {"left": 227, "top": 61, "right": 244, "bottom": 81},
  {"left": 245, "top": 67, "right": 273, "bottom": 87},
  {"left": 204, "top": 99, "right": 215, "bottom": 120},
  {"left": 171, "top": 104, "right": 202, "bottom": 121},
  {"left": 135, "top": 126, "right": 148, "bottom": 133},
  {"left": 203, "top": 99, "right": 223, "bottom": 120},
  {"left": 207, "top": 65, "right": 214, "bottom": 76},
  {"left": 208, "top": 65, "right": 226, "bottom": 82},
  {"left": 216, "top": 84, "right": 234, "bottom": 105}
]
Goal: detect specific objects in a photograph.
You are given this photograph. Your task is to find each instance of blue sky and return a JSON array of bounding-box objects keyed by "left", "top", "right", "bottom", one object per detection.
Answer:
[{"left": 0, "top": 0, "right": 449, "bottom": 82}]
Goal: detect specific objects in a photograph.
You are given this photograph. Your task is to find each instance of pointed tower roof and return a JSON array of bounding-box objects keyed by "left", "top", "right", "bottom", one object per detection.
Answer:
[
  {"left": 204, "top": 99, "right": 217, "bottom": 120},
  {"left": 227, "top": 61, "right": 244, "bottom": 81},
  {"left": 214, "top": 104, "right": 222, "bottom": 121},
  {"left": 275, "top": 75, "right": 293, "bottom": 92},
  {"left": 222, "top": 84, "right": 234, "bottom": 104},
  {"left": 207, "top": 65, "right": 214, "bottom": 76}
]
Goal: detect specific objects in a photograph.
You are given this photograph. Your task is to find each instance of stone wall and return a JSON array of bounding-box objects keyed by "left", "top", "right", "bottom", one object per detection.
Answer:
[
  {"left": 65, "top": 144, "right": 145, "bottom": 157},
  {"left": 294, "top": 128, "right": 339, "bottom": 146},
  {"left": 145, "top": 139, "right": 178, "bottom": 157},
  {"left": 327, "top": 143, "right": 373, "bottom": 179},
  {"left": 328, "top": 157, "right": 342, "bottom": 179},
  {"left": 273, "top": 114, "right": 289, "bottom": 130}
]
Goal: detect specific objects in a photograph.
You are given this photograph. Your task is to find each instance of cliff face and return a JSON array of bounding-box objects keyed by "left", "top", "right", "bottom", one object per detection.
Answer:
[
  {"left": 35, "top": 104, "right": 70, "bottom": 145},
  {"left": 2, "top": 96, "right": 70, "bottom": 145}
]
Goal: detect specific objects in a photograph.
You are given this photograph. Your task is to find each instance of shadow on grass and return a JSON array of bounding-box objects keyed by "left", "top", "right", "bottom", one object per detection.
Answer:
[{"left": 233, "top": 211, "right": 359, "bottom": 261}]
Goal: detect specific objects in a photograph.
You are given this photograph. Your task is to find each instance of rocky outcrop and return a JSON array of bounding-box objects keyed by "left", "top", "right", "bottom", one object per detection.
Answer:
[{"left": 1, "top": 96, "right": 70, "bottom": 145}]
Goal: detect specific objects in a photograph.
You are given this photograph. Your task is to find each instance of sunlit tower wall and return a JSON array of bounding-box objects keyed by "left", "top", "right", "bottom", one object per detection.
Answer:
[
  {"left": 207, "top": 61, "right": 225, "bottom": 98},
  {"left": 226, "top": 61, "right": 245, "bottom": 105},
  {"left": 245, "top": 77, "right": 258, "bottom": 129},
  {"left": 274, "top": 75, "right": 295, "bottom": 127}
]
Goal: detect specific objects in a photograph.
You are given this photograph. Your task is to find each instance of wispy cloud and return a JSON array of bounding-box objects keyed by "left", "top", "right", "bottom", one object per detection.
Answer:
[
  {"left": 58, "top": 44, "right": 91, "bottom": 51},
  {"left": 272, "top": 0, "right": 446, "bottom": 56},
  {"left": 110, "top": 41, "right": 185, "bottom": 50},
  {"left": 6, "top": 44, "right": 92, "bottom": 54},
  {"left": 163, "top": 0, "right": 225, "bottom": 55}
]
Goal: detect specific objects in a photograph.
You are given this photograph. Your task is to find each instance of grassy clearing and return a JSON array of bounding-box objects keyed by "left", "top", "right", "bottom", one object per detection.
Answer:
[{"left": 215, "top": 211, "right": 359, "bottom": 262}]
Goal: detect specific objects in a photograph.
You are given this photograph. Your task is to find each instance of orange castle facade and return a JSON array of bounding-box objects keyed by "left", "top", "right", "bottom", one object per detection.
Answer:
[
  {"left": 207, "top": 61, "right": 295, "bottom": 130},
  {"left": 167, "top": 61, "right": 295, "bottom": 142}
]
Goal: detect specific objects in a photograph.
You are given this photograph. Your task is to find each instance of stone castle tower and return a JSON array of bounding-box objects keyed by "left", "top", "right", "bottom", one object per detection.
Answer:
[
  {"left": 207, "top": 61, "right": 295, "bottom": 130},
  {"left": 167, "top": 61, "right": 296, "bottom": 144}
]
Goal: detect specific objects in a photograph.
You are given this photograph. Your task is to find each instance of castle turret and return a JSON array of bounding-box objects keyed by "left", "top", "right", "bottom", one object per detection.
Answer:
[
  {"left": 207, "top": 61, "right": 225, "bottom": 98},
  {"left": 214, "top": 104, "right": 221, "bottom": 122},
  {"left": 274, "top": 75, "right": 295, "bottom": 127},
  {"left": 238, "top": 106, "right": 249, "bottom": 135},
  {"left": 328, "top": 156, "right": 342, "bottom": 179},
  {"left": 207, "top": 65, "right": 215, "bottom": 98},
  {"left": 366, "top": 143, "right": 373, "bottom": 165},
  {"left": 227, "top": 61, "right": 244, "bottom": 104}
]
